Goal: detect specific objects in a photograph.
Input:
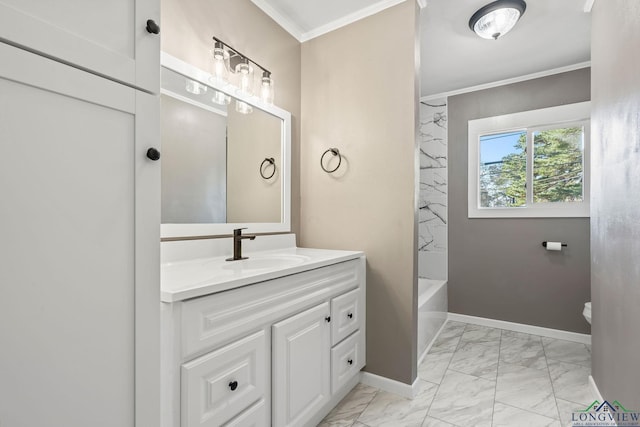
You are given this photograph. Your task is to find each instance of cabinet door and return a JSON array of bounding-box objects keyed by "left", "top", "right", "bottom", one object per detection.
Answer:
[
  {"left": 0, "top": 42, "right": 159, "bottom": 427},
  {"left": 0, "top": 0, "right": 159, "bottom": 93},
  {"left": 272, "top": 303, "right": 331, "bottom": 427}
]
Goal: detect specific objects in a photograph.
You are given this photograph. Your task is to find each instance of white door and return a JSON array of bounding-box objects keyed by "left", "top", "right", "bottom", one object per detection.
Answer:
[
  {"left": 0, "top": 0, "right": 160, "bottom": 93},
  {"left": 272, "top": 303, "right": 331, "bottom": 427},
  {"left": 0, "top": 42, "right": 159, "bottom": 427}
]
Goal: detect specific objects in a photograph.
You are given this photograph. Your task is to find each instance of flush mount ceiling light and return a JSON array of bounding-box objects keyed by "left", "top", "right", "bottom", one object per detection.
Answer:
[{"left": 469, "top": 0, "right": 526, "bottom": 40}]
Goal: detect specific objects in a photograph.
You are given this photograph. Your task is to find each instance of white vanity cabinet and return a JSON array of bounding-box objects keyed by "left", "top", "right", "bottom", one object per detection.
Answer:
[
  {"left": 0, "top": 0, "right": 160, "bottom": 92},
  {"left": 161, "top": 255, "right": 366, "bottom": 427}
]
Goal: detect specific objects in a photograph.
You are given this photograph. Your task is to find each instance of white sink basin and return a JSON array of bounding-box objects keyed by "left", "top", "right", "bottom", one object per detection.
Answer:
[
  {"left": 163, "top": 259, "right": 235, "bottom": 284},
  {"left": 222, "top": 254, "right": 310, "bottom": 271},
  {"left": 161, "top": 246, "right": 364, "bottom": 302}
]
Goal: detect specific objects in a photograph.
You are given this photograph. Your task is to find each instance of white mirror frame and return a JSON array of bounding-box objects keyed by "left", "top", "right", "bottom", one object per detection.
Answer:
[{"left": 160, "top": 52, "right": 291, "bottom": 239}]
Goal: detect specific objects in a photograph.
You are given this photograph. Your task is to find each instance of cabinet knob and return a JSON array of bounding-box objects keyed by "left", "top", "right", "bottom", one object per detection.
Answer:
[
  {"left": 228, "top": 380, "right": 238, "bottom": 391},
  {"left": 146, "top": 19, "right": 160, "bottom": 34},
  {"left": 347, "top": 313, "right": 353, "bottom": 319},
  {"left": 347, "top": 359, "right": 353, "bottom": 365},
  {"left": 325, "top": 316, "right": 331, "bottom": 323},
  {"left": 146, "top": 147, "right": 161, "bottom": 161}
]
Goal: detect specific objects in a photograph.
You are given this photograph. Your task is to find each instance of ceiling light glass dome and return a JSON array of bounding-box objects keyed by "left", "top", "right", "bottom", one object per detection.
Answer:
[{"left": 469, "top": 0, "right": 527, "bottom": 40}]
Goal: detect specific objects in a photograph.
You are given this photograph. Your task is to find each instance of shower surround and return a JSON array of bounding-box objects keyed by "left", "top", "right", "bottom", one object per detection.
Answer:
[{"left": 419, "top": 98, "right": 448, "bottom": 280}]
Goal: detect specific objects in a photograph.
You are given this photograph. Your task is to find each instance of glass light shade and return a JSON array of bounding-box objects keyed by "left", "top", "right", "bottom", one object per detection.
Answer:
[
  {"left": 473, "top": 7, "right": 521, "bottom": 39},
  {"left": 235, "top": 100, "right": 253, "bottom": 114},
  {"left": 212, "top": 90, "right": 231, "bottom": 105},
  {"left": 235, "top": 60, "right": 253, "bottom": 96},
  {"left": 260, "top": 73, "right": 275, "bottom": 105},
  {"left": 211, "top": 44, "right": 229, "bottom": 85},
  {"left": 185, "top": 79, "right": 206, "bottom": 95}
]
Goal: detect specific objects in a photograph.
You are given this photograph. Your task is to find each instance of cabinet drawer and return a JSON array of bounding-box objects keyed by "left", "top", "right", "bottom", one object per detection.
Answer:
[
  {"left": 223, "top": 399, "right": 267, "bottom": 427},
  {"left": 181, "top": 330, "right": 267, "bottom": 427},
  {"left": 181, "top": 259, "right": 361, "bottom": 359},
  {"left": 331, "top": 288, "right": 361, "bottom": 345},
  {"left": 331, "top": 331, "right": 365, "bottom": 394}
]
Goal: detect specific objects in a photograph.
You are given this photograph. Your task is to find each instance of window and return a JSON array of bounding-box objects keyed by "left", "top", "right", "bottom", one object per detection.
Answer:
[{"left": 468, "top": 102, "right": 590, "bottom": 218}]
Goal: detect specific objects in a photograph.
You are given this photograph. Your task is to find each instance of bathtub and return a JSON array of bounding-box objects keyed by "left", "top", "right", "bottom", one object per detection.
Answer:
[{"left": 418, "top": 278, "right": 448, "bottom": 364}]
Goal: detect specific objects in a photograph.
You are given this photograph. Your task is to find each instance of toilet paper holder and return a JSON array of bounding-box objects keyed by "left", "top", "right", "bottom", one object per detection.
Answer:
[{"left": 542, "top": 241, "right": 568, "bottom": 248}]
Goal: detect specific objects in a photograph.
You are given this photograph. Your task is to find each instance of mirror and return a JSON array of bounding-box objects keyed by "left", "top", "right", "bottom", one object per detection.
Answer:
[{"left": 160, "top": 53, "right": 291, "bottom": 239}]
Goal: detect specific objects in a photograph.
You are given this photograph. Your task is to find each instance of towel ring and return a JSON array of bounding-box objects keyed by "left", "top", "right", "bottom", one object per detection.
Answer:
[
  {"left": 321, "top": 148, "right": 341, "bottom": 173},
  {"left": 260, "top": 157, "right": 276, "bottom": 179}
]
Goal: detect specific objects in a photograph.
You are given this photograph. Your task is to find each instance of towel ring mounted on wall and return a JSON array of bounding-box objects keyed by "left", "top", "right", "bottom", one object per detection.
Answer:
[
  {"left": 320, "top": 148, "right": 342, "bottom": 173},
  {"left": 260, "top": 157, "right": 276, "bottom": 179}
]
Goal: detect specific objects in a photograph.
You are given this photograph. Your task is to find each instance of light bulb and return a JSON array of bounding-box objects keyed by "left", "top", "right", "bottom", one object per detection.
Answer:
[
  {"left": 469, "top": 1, "right": 526, "bottom": 40},
  {"left": 473, "top": 7, "right": 521, "bottom": 39},
  {"left": 260, "top": 71, "right": 275, "bottom": 105},
  {"left": 212, "top": 90, "right": 230, "bottom": 105},
  {"left": 235, "top": 58, "right": 253, "bottom": 96},
  {"left": 235, "top": 100, "right": 253, "bottom": 114},
  {"left": 185, "top": 79, "right": 206, "bottom": 95},
  {"left": 211, "top": 41, "right": 229, "bottom": 85}
]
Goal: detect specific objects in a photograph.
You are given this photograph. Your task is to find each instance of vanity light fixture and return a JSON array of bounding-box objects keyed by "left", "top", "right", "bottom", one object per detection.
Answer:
[
  {"left": 211, "top": 41, "right": 229, "bottom": 85},
  {"left": 260, "top": 71, "right": 275, "bottom": 105},
  {"left": 211, "top": 36, "right": 275, "bottom": 107},
  {"left": 185, "top": 79, "right": 207, "bottom": 95},
  {"left": 211, "top": 90, "right": 231, "bottom": 105},
  {"left": 235, "top": 100, "right": 253, "bottom": 115},
  {"left": 469, "top": 0, "right": 526, "bottom": 40},
  {"left": 235, "top": 57, "right": 253, "bottom": 96}
]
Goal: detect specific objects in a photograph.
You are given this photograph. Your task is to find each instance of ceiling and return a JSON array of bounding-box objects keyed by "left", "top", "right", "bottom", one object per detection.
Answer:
[{"left": 252, "top": 0, "right": 592, "bottom": 97}]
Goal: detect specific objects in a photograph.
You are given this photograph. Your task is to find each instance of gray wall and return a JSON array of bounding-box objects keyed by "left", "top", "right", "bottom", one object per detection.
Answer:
[
  {"left": 448, "top": 68, "right": 591, "bottom": 334},
  {"left": 591, "top": 0, "right": 640, "bottom": 407}
]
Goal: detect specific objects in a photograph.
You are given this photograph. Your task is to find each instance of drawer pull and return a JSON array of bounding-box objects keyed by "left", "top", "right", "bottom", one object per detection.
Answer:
[
  {"left": 347, "top": 313, "right": 353, "bottom": 319},
  {"left": 228, "top": 380, "right": 238, "bottom": 391},
  {"left": 347, "top": 359, "right": 353, "bottom": 365},
  {"left": 325, "top": 316, "right": 331, "bottom": 323},
  {"left": 146, "top": 19, "right": 160, "bottom": 34},
  {"left": 146, "top": 147, "right": 161, "bottom": 161}
]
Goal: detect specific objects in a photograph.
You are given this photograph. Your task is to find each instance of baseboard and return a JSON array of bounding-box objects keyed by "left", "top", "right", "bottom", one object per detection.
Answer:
[
  {"left": 447, "top": 313, "right": 591, "bottom": 345},
  {"left": 360, "top": 372, "right": 419, "bottom": 399},
  {"left": 589, "top": 375, "right": 604, "bottom": 401},
  {"left": 417, "top": 320, "right": 448, "bottom": 366}
]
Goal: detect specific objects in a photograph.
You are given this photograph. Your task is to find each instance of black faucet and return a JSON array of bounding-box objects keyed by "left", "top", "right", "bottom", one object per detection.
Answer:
[{"left": 226, "top": 228, "right": 256, "bottom": 261}]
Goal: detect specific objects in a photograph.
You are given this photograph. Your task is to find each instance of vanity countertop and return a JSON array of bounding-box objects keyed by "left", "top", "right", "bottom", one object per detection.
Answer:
[{"left": 161, "top": 247, "right": 364, "bottom": 302}]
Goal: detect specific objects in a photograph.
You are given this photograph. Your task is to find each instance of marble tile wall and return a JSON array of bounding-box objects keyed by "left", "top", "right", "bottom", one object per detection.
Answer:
[{"left": 419, "top": 99, "right": 448, "bottom": 280}]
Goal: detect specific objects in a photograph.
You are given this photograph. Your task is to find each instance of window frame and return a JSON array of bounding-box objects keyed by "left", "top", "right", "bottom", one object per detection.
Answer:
[{"left": 468, "top": 102, "right": 591, "bottom": 218}]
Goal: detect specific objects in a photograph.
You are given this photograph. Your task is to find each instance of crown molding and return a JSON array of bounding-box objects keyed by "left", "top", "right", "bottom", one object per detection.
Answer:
[
  {"left": 251, "top": 0, "right": 304, "bottom": 41},
  {"left": 300, "top": 0, "right": 406, "bottom": 42},
  {"left": 421, "top": 61, "right": 591, "bottom": 102},
  {"left": 252, "top": 0, "right": 410, "bottom": 43}
]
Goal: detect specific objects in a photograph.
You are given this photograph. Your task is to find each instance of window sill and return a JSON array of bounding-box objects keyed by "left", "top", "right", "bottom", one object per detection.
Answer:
[{"left": 468, "top": 203, "right": 590, "bottom": 218}]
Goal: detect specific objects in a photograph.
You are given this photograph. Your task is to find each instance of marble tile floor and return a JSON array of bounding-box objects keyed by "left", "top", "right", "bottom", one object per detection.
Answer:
[{"left": 318, "top": 321, "right": 592, "bottom": 427}]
